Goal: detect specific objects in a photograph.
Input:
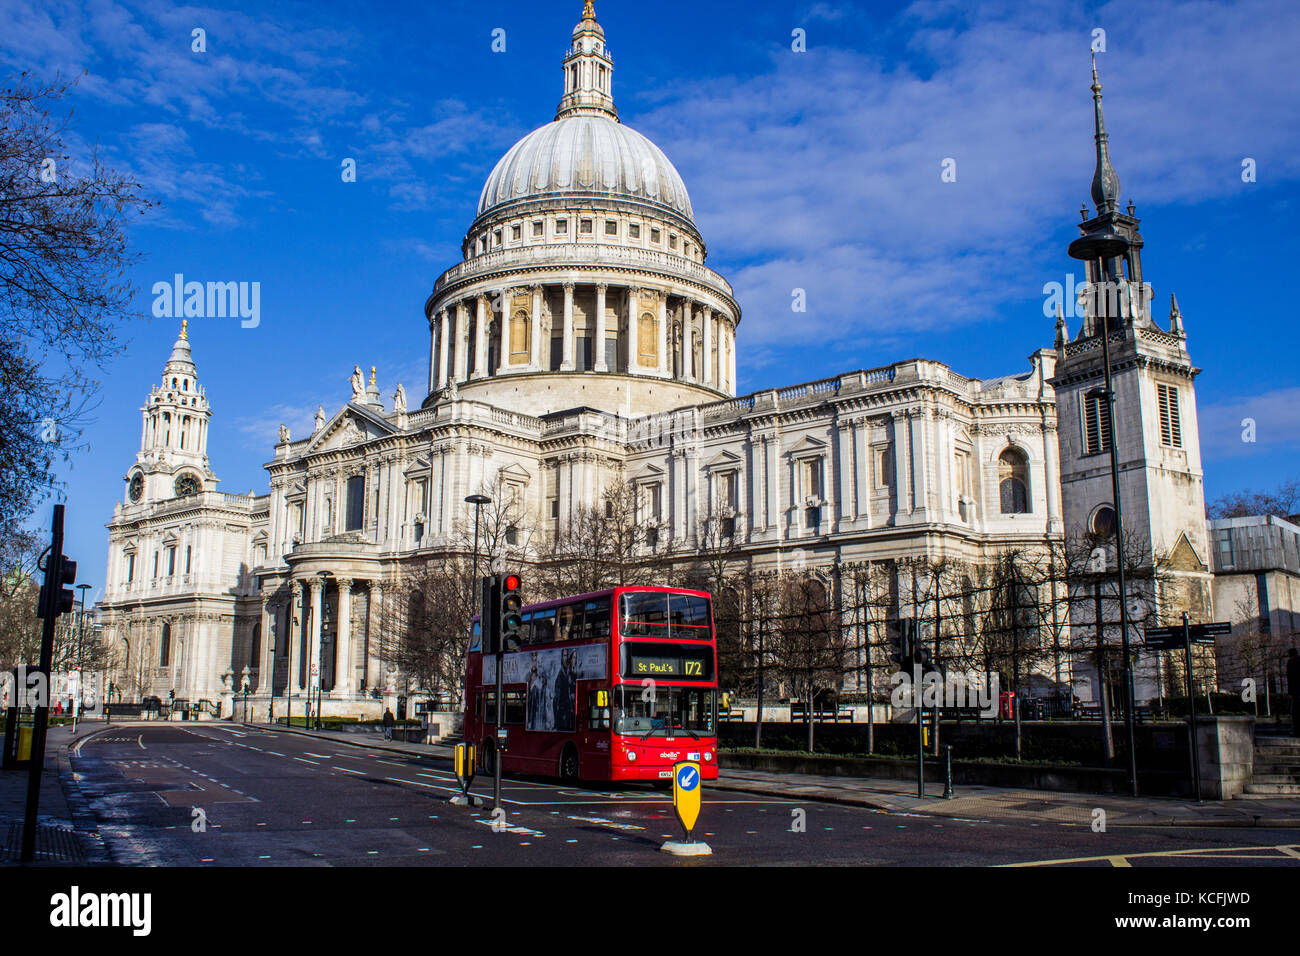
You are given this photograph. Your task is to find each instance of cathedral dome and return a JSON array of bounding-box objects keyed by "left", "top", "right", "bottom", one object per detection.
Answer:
[{"left": 477, "top": 114, "right": 694, "bottom": 223}]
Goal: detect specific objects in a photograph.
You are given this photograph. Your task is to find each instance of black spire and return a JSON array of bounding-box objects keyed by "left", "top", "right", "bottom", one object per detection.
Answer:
[{"left": 1089, "top": 55, "right": 1121, "bottom": 214}]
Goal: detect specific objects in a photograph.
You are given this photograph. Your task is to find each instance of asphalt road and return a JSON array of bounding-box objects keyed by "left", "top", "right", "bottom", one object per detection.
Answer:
[{"left": 66, "top": 724, "right": 1300, "bottom": 867}]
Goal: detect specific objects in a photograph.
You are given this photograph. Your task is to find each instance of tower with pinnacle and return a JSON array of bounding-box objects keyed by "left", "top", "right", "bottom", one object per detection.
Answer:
[
  {"left": 124, "top": 320, "right": 218, "bottom": 506},
  {"left": 1051, "top": 59, "right": 1213, "bottom": 624}
]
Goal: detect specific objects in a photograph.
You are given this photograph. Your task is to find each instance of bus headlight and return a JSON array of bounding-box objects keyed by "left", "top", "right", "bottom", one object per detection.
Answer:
[
  {"left": 626, "top": 750, "right": 637, "bottom": 761},
  {"left": 703, "top": 752, "right": 713, "bottom": 762}
]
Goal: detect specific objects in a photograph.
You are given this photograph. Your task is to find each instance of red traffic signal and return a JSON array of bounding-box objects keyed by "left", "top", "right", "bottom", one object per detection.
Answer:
[{"left": 499, "top": 573, "right": 523, "bottom": 651}]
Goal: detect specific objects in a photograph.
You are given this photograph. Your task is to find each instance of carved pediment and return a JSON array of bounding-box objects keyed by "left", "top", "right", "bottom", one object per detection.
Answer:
[
  {"left": 306, "top": 403, "right": 398, "bottom": 454},
  {"left": 1168, "top": 533, "right": 1207, "bottom": 573}
]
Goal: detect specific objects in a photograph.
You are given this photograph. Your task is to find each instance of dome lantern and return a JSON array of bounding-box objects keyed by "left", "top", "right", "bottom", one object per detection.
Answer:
[{"left": 557, "top": 1, "right": 617, "bottom": 121}]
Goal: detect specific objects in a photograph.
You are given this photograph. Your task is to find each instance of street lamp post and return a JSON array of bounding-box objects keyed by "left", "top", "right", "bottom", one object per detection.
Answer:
[
  {"left": 1068, "top": 224, "right": 1139, "bottom": 798},
  {"left": 73, "top": 583, "right": 91, "bottom": 732}
]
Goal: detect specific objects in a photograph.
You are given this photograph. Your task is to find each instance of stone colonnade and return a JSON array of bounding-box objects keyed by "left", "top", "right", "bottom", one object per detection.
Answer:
[{"left": 429, "top": 282, "right": 737, "bottom": 394}]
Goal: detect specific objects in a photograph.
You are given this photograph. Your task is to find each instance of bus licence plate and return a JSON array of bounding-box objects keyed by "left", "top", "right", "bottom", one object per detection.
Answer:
[{"left": 658, "top": 770, "right": 672, "bottom": 779}]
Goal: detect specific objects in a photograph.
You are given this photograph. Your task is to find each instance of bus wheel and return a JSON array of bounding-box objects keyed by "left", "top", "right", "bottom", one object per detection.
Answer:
[
  {"left": 483, "top": 740, "right": 497, "bottom": 776},
  {"left": 559, "top": 745, "right": 580, "bottom": 783}
]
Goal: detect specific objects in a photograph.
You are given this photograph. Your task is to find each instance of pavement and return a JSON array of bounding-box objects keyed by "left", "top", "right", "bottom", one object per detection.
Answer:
[
  {"left": 0, "top": 720, "right": 112, "bottom": 864},
  {"left": 250, "top": 721, "right": 1300, "bottom": 829}
]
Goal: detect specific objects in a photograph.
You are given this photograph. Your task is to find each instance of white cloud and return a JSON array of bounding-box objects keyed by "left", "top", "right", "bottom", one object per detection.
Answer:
[{"left": 1197, "top": 386, "right": 1300, "bottom": 462}]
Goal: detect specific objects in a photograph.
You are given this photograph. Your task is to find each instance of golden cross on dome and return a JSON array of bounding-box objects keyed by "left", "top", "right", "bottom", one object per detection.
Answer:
[
  {"left": 369, "top": 365, "right": 376, "bottom": 385},
  {"left": 180, "top": 319, "right": 188, "bottom": 339}
]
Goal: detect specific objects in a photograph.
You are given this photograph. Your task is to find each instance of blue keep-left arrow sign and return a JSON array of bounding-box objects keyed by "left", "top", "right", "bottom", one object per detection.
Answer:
[{"left": 676, "top": 765, "right": 699, "bottom": 791}]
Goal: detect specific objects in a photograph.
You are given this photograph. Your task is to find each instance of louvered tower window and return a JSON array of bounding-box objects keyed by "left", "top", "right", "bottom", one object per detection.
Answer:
[
  {"left": 1083, "top": 391, "right": 1112, "bottom": 455},
  {"left": 1157, "top": 383, "right": 1182, "bottom": 447}
]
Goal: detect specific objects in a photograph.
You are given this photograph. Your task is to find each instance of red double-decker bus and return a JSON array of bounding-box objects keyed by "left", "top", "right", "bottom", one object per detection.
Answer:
[{"left": 463, "top": 585, "right": 718, "bottom": 784}]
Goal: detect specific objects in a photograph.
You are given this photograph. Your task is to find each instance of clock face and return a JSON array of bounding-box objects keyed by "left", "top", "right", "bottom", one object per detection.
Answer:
[
  {"left": 174, "top": 473, "right": 202, "bottom": 497},
  {"left": 128, "top": 473, "right": 144, "bottom": 502}
]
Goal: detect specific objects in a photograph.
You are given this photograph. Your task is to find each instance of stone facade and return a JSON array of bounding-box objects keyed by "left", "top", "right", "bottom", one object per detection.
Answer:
[{"left": 97, "top": 6, "right": 1218, "bottom": 715}]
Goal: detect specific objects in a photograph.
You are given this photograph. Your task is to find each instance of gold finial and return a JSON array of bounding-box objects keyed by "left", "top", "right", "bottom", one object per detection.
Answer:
[
  {"left": 369, "top": 365, "right": 376, "bottom": 385},
  {"left": 180, "top": 319, "right": 188, "bottom": 340},
  {"left": 583, "top": 0, "right": 595, "bottom": 18}
]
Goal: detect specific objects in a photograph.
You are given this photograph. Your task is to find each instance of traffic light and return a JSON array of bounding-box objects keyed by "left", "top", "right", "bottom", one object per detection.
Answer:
[
  {"left": 499, "top": 573, "right": 523, "bottom": 651},
  {"left": 38, "top": 555, "right": 77, "bottom": 621}
]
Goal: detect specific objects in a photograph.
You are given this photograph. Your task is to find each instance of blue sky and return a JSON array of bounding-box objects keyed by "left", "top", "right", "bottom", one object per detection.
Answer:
[{"left": 5, "top": 0, "right": 1298, "bottom": 600}]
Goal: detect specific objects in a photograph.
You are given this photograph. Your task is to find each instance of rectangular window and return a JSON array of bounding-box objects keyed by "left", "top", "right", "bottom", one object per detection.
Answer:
[
  {"left": 153, "top": 552, "right": 159, "bottom": 578},
  {"left": 629, "top": 224, "right": 641, "bottom": 239},
  {"left": 580, "top": 218, "right": 593, "bottom": 234},
  {"left": 167, "top": 547, "right": 176, "bottom": 576},
  {"left": 650, "top": 227, "right": 661, "bottom": 243},
  {"left": 492, "top": 229, "right": 502, "bottom": 247},
  {"left": 185, "top": 545, "right": 191, "bottom": 574},
  {"left": 875, "top": 446, "right": 893, "bottom": 489},
  {"left": 1256, "top": 572, "right": 1271, "bottom": 634},
  {"left": 511, "top": 224, "right": 521, "bottom": 241},
  {"left": 804, "top": 458, "right": 824, "bottom": 499},
  {"left": 1083, "top": 392, "right": 1112, "bottom": 455},
  {"left": 555, "top": 218, "right": 568, "bottom": 235},
  {"left": 605, "top": 220, "right": 618, "bottom": 236},
  {"left": 550, "top": 497, "right": 559, "bottom": 519},
  {"left": 1157, "top": 383, "right": 1182, "bottom": 447},
  {"left": 532, "top": 220, "right": 543, "bottom": 237},
  {"left": 346, "top": 474, "right": 365, "bottom": 531},
  {"left": 127, "top": 553, "right": 135, "bottom": 583}
]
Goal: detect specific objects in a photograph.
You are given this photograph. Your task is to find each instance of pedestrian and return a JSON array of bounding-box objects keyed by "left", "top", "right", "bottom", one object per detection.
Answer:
[
  {"left": 382, "top": 707, "right": 396, "bottom": 740},
  {"left": 1287, "top": 648, "right": 1300, "bottom": 737}
]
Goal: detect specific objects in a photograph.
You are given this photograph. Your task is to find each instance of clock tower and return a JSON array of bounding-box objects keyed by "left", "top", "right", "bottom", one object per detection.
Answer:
[{"left": 124, "top": 321, "right": 217, "bottom": 505}]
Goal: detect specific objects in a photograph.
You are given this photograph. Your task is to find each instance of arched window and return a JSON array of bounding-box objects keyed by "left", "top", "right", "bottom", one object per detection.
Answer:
[
  {"left": 250, "top": 623, "right": 261, "bottom": 668},
  {"left": 998, "top": 448, "right": 1030, "bottom": 514},
  {"left": 159, "top": 622, "right": 171, "bottom": 667}
]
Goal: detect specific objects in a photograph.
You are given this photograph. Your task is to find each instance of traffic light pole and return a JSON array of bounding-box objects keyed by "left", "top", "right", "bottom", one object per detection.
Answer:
[
  {"left": 22, "top": 505, "right": 66, "bottom": 862},
  {"left": 1182, "top": 612, "right": 1203, "bottom": 803}
]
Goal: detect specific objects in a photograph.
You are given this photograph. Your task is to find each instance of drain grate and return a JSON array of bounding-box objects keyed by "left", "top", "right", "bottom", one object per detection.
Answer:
[{"left": 0, "top": 822, "right": 85, "bottom": 863}]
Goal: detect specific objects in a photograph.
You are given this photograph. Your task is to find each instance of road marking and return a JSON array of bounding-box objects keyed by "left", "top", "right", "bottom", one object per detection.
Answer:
[
  {"left": 1005, "top": 843, "right": 1300, "bottom": 867},
  {"left": 305, "top": 753, "right": 331, "bottom": 759},
  {"left": 293, "top": 757, "right": 320, "bottom": 765},
  {"left": 138, "top": 735, "right": 145, "bottom": 749},
  {"left": 334, "top": 767, "right": 365, "bottom": 775}
]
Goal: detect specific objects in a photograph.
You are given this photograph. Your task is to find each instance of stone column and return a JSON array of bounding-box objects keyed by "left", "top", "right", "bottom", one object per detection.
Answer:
[
  {"left": 437, "top": 310, "right": 450, "bottom": 389},
  {"left": 657, "top": 295, "right": 669, "bottom": 376},
  {"left": 1043, "top": 422, "right": 1060, "bottom": 529},
  {"left": 335, "top": 578, "right": 353, "bottom": 697},
  {"left": 428, "top": 316, "right": 438, "bottom": 394},
  {"left": 626, "top": 287, "right": 638, "bottom": 374},
  {"left": 453, "top": 302, "right": 468, "bottom": 383},
  {"left": 259, "top": 597, "right": 276, "bottom": 696},
  {"left": 530, "top": 285, "right": 543, "bottom": 369},
  {"left": 836, "top": 420, "right": 853, "bottom": 533},
  {"left": 729, "top": 323, "right": 737, "bottom": 392},
  {"left": 366, "top": 583, "right": 383, "bottom": 692},
  {"left": 892, "top": 411, "right": 910, "bottom": 516},
  {"left": 672, "top": 451, "right": 687, "bottom": 540},
  {"left": 681, "top": 301, "right": 692, "bottom": 380},
  {"left": 765, "top": 434, "right": 780, "bottom": 536},
  {"left": 308, "top": 578, "right": 324, "bottom": 694},
  {"left": 291, "top": 581, "right": 305, "bottom": 693},
  {"left": 702, "top": 307, "right": 713, "bottom": 386},
  {"left": 498, "top": 288, "right": 510, "bottom": 373},
  {"left": 561, "top": 283, "right": 575, "bottom": 371},
  {"left": 594, "top": 283, "right": 608, "bottom": 372},
  {"left": 853, "top": 420, "right": 870, "bottom": 529},
  {"left": 910, "top": 409, "right": 928, "bottom": 517},
  {"left": 473, "top": 295, "right": 488, "bottom": 379},
  {"left": 557, "top": 455, "right": 571, "bottom": 525}
]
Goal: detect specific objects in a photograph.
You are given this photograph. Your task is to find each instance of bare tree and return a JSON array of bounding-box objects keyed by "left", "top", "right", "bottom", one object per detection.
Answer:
[
  {"left": 1, "top": 73, "right": 153, "bottom": 524},
  {"left": 536, "top": 476, "right": 678, "bottom": 597},
  {"left": 1207, "top": 478, "right": 1299, "bottom": 522}
]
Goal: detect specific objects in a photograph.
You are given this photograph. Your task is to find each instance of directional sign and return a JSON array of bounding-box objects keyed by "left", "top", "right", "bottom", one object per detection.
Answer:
[
  {"left": 1145, "top": 621, "right": 1232, "bottom": 648},
  {"left": 672, "top": 761, "right": 702, "bottom": 838}
]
